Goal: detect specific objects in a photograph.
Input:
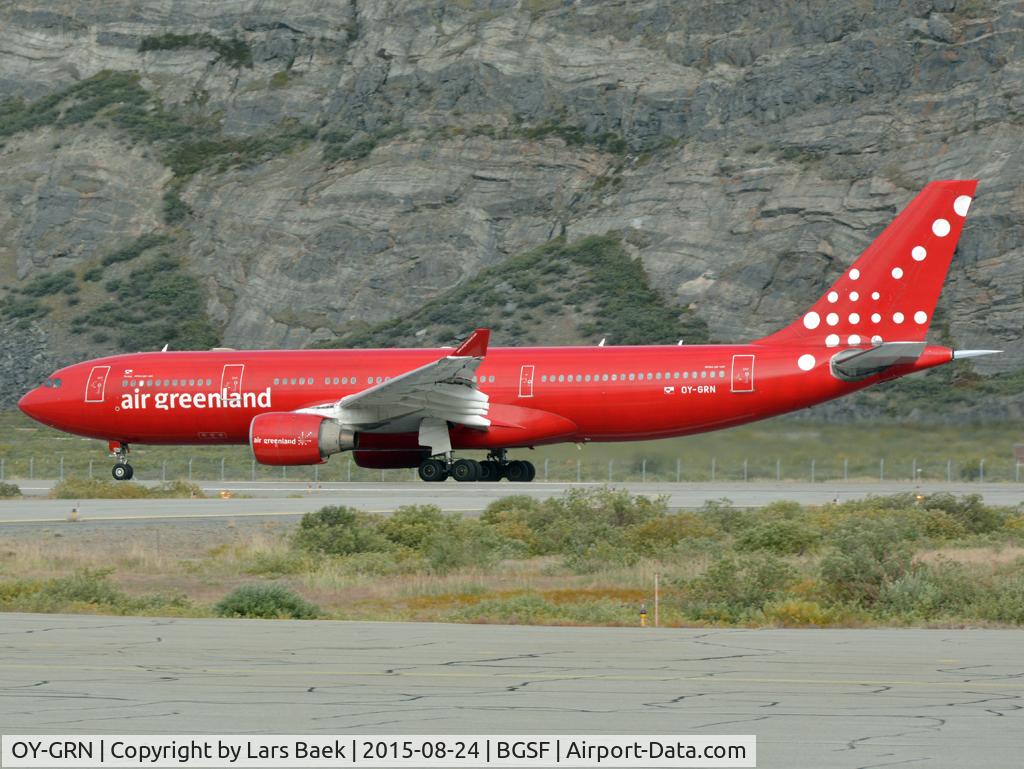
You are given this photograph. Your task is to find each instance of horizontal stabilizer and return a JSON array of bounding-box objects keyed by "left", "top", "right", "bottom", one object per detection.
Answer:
[
  {"left": 831, "top": 342, "right": 926, "bottom": 381},
  {"left": 953, "top": 349, "right": 1002, "bottom": 360}
]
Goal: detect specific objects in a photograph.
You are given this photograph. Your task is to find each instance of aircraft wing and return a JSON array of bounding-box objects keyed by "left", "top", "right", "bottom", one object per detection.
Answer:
[{"left": 302, "top": 328, "right": 491, "bottom": 430}]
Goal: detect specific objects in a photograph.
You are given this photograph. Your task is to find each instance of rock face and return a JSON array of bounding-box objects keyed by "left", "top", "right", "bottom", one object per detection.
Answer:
[{"left": 0, "top": 0, "right": 1021, "bottom": 417}]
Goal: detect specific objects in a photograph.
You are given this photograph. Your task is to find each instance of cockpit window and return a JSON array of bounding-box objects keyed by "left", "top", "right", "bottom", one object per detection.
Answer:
[{"left": 42, "top": 378, "right": 62, "bottom": 388}]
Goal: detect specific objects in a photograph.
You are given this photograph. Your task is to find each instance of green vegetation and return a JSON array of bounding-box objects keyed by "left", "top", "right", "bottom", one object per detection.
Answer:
[
  {"left": 70, "top": 251, "right": 221, "bottom": 351},
  {"left": 434, "top": 120, "right": 629, "bottom": 154},
  {"left": 215, "top": 584, "right": 321, "bottom": 619},
  {"left": 0, "top": 569, "right": 189, "bottom": 615},
  {"left": 18, "top": 270, "right": 78, "bottom": 297},
  {"left": 49, "top": 479, "right": 204, "bottom": 499},
  {"left": 139, "top": 33, "right": 253, "bottom": 68},
  {"left": 0, "top": 482, "right": 20, "bottom": 498},
  {"left": 316, "top": 234, "right": 708, "bottom": 348},
  {"left": 5, "top": 489, "right": 1023, "bottom": 626},
  {"left": 321, "top": 124, "right": 405, "bottom": 163},
  {"left": 166, "top": 121, "right": 317, "bottom": 177},
  {"left": 100, "top": 232, "right": 171, "bottom": 266},
  {"left": 162, "top": 187, "right": 192, "bottom": 224}
]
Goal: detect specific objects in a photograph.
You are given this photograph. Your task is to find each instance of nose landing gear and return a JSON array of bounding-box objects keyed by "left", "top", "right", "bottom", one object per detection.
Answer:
[{"left": 109, "top": 441, "right": 134, "bottom": 481}]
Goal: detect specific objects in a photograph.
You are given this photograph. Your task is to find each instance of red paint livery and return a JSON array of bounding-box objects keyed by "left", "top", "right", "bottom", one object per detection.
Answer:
[{"left": 18, "top": 181, "right": 995, "bottom": 482}]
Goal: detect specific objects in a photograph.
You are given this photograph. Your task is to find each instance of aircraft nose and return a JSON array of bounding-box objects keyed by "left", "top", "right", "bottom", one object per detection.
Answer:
[{"left": 18, "top": 388, "right": 46, "bottom": 422}]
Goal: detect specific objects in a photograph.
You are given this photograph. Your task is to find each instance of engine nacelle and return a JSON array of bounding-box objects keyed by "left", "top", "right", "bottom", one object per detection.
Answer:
[{"left": 250, "top": 412, "right": 354, "bottom": 466}]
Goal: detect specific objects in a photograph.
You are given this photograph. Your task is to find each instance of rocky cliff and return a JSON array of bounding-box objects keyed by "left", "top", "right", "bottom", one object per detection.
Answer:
[{"left": 0, "top": 0, "right": 1021, "bottom": 418}]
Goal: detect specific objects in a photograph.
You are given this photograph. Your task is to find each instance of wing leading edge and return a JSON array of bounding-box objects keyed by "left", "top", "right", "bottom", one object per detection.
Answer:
[{"left": 300, "top": 329, "right": 492, "bottom": 432}]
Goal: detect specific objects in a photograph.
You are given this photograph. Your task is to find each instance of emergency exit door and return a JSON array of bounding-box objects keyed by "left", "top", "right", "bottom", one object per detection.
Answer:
[
  {"left": 85, "top": 365, "right": 110, "bottom": 403},
  {"left": 220, "top": 364, "right": 244, "bottom": 395},
  {"left": 731, "top": 355, "right": 755, "bottom": 393},
  {"left": 518, "top": 365, "right": 535, "bottom": 398}
]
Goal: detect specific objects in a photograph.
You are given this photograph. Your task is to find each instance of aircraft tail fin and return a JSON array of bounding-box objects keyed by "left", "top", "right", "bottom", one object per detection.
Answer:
[{"left": 759, "top": 180, "right": 977, "bottom": 348}]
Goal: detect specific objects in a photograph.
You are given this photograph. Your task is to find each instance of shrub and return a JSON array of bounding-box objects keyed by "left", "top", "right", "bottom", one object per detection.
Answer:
[
  {"left": 49, "top": 478, "right": 203, "bottom": 499},
  {"left": 163, "top": 187, "right": 191, "bottom": 224},
  {"left": 0, "top": 482, "right": 21, "bottom": 498},
  {"left": 735, "top": 519, "right": 820, "bottom": 555},
  {"left": 379, "top": 505, "right": 446, "bottom": 549},
  {"left": 101, "top": 233, "right": 171, "bottom": 266},
  {"left": 293, "top": 506, "right": 390, "bottom": 555},
  {"left": 922, "top": 493, "right": 1006, "bottom": 534},
  {"left": 421, "top": 517, "right": 514, "bottom": 574},
  {"left": 682, "top": 554, "right": 797, "bottom": 622},
  {"left": 20, "top": 270, "right": 76, "bottom": 297},
  {"left": 139, "top": 33, "right": 253, "bottom": 68},
  {"left": 214, "top": 584, "right": 321, "bottom": 619},
  {"left": 625, "top": 512, "right": 718, "bottom": 555},
  {"left": 819, "top": 518, "right": 914, "bottom": 605}
]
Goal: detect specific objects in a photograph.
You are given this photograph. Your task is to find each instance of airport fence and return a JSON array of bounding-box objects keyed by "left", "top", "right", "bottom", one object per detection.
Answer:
[{"left": 1, "top": 454, "right": 1022, "bottom": 484}]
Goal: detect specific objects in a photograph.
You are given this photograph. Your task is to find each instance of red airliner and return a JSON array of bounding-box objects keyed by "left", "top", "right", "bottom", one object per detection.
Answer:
[{"left": 19, "top": 180, "right": 997, "bottom": 482}]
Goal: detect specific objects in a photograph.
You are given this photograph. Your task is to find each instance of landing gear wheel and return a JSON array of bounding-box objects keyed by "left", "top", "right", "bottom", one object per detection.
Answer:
[
  {"left": 478, "top": 461, "right": 502, "bottom": 482},
  {"left": 451, "top": 459, "right": 481, "bottom": 482},
  {"left": 506, "top": 460, "right": 531, "bottom": 482},
  {"left": 418, "top": 458, "right": 447, "bottom": 482},
  {"left": 112, "top": 463, "right": 133, "bottom": 481},
  {"left": 524, "top": 461, "right": 536, "bottom": 482}
]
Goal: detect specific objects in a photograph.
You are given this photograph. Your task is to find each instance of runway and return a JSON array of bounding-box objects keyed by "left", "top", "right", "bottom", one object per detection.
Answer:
[
  {"left": 0, "top": 481, "right": 1020, "bottom": 525},
  {"left": 0, "top": 614, "right": 1021, "bottom": 768}
]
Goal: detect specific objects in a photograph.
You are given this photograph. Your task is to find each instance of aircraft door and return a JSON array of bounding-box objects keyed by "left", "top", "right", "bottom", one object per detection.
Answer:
[
  {"left": 518, "top": 365, "right": 535, "bottom": 398},
  {"left": 731, "top": 354, "right": 755, "bottom": 393},
  {"left": 221, "top": 364, "right": 244, "bottom": 395},
  {"left": 85, "top": 365, "right": 110, "bottom": 403}
]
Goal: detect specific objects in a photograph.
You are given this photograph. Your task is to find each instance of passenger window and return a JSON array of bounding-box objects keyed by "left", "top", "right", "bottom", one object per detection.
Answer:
[
  {"left": 628, "top": 373, "right": 635, "bottom": 381},
  {"left": 558, "top": 374, "right": 565, "bottom": 382},
  {"left": 602, "top": 374, "right": 608, "bottom": 381},
  {"left": 333, "top": 377, "right": 339, "bottom": 385},
  {"left": 611, "top": 374, "right": 617, "bottom": 381},
  {"left": 647, "top": 373, "right": 653, "bottom": 380},
  {"left": 122, "top": 379, "right": 128, "bottom": 387},
  {"left": 701, "top": 371, "right": 707, "bottom": 378},
  {"left": 655, "top": 372, "right": 662, "bottom": 380},
  {"left": 290, "top": 378, "right": 296, "bottom": 385}
]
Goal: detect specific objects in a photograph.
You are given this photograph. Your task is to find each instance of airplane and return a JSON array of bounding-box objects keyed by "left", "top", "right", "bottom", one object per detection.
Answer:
[{"left": 18, "top": 179, "right": 998, "bottom": 483}]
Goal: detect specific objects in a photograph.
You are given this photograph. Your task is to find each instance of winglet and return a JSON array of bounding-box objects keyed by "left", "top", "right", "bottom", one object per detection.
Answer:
[{"left": 452, "top": 328, "right": 490, "bottom": 358}]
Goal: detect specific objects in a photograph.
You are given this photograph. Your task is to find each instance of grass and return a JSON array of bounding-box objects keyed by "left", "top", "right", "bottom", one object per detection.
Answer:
[
  {"left": 48, "top": 478, "right": 204, "bottom": 499},
  {"left": 3, "top": 490, "right": 1024, "bottom": 626},
  {"left": 1, "top": 409, "right": 1023, "bottom": 483}
]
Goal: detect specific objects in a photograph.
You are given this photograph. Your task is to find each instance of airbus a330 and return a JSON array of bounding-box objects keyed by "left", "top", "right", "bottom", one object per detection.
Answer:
[{"left": 18, "top": 180, "right": 997, "bottom": 482}]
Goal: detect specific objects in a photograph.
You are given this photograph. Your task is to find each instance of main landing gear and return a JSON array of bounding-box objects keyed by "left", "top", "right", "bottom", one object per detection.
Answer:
[
  {"left": 109, "top": 441, "right": 134, "bottom": 481},
  {"left": 417, "top": 450, "right": 536, "bottom": 483}
]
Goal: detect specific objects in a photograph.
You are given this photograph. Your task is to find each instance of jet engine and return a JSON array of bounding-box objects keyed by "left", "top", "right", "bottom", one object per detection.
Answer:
[{"left": 250, "top": 412, "right": 355, "bottom": 465}]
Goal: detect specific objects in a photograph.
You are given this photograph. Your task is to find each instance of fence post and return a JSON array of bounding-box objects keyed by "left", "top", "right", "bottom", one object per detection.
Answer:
[
  {"left": 283, "top": 465, "right": 287, "bottom": 480},
  {"left": 1017, "top": 463, "right": 1021, "bottom": 483},
  {"left": 843, "top": 458, "right": 848, "bottom": 481},
  {"left": 380, "top": 468, "right": 385, "bottom": 482},
  {"left": 947, "top": 459, "right": 952, "bottom": 482},
  {"left": 162, "top": 460, "right": 167, "bottom": 482},
  {"left": 641, "top": 459, "right": 646, "bottom": 482},
  {"left": 88, "top": 459, "right": 93, "bottom": 479},
  {"left": 609, "top": 459, "right": 614, "bottom": 482},
  {"left": 576, "top": 458, "right": 581, "bottom": 482},
  {"left": 811, "top": 459, "right": 815, "bottom": 483},
  {"left": 188, "top": 457, "right": 193, "bottom": 481},
  {"left": 59, "top": 456, "right": 64, "bottom": 481},
  {"left": 1, "top": 457, "right": 4, "bottom": 480},
  {"left": 545, "top": 458, "right": 550, "bottom": 481},
  {"left": 29, "top": 457, "right": 34, "bottom": 480},
  {"left": 743, "top": 459, "right": 748, "bottom": 482},
  {"left": 912, "top": 458, "right": 917, "bottom": 481},
  {"left": 314, "top": 464, "right": 319, "bottom": 483},
  {"left": 711, "top": 457, "right": 716, "bottom": 482},
  {"left": 347, "top": 458, "right": 352, "bottom": 482},
  {"left": 676, "top": 457, "right": 681, "bottom": 483},
  {"left": 220, "top": 457, "right": 226, "bottom": 482},
  {"left": 251, "top": 459, "right": 256, "bottom": 481},
  {"left": 776, "top": 458, "right": 781, "bottom": 481},
  {"left": 980, "top": 459, "right": 985, "bottom": 483},
  {"left": 880, "top": 458, "right": 884, "bottom": 481}
]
